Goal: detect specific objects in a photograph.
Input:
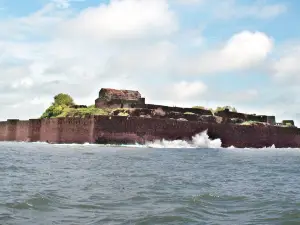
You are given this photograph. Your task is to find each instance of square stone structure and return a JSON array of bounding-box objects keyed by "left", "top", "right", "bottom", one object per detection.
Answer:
[{"left": 95, "top": 88, "right": 145, "bottom": 108}]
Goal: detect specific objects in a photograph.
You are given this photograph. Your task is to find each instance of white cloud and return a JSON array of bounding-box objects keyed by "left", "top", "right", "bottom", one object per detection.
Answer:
[
  {"left": 171, "top": 81, "right": 207, "bottom": 100},
  {"left": 270, "top": 43, "right": 300, "bottom": 81},
  {"left": 61, "top": 0, "right": 177, "bottom": 41},
  {"left": 0, "top": 0, "right": 179, "bottom": 119},
  {"left": 181, "top": 31, "right": 273, "bottom": 74},
  {"left": 0, "top": 0, "right": 294, "bottom": 123},
  {"left": 52, "top": 0, "right": 71, "bottom": 9},
  {"left": 214, "top": 0, "right": 287, "bottom": 19},
  {"left": 176, "top": 0, "right": 206, "bottom": 5}
]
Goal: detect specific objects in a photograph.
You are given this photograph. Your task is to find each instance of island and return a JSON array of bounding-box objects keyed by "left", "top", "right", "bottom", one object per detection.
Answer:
[{"left": 0, "top": 88, "right": 299, "bottom": 148}]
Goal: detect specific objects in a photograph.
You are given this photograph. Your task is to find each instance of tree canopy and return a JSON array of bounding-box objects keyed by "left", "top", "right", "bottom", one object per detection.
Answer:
[
  {"left": 53, "top": 93, "right": 74, "bottom": 106},
  {"left": 41, "top": 93, "right": 75, "bottom": 118}
]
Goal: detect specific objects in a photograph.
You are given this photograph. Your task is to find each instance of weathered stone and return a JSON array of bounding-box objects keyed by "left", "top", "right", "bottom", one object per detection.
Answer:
[
  {"left": 229, "top": 118, "right": 244, "bottom": 124},
  {"left": 95, "top": 88, "right": 145, "bottom": 108},
  {"left": 177, "top": 118, "right": 188, "bottom": 121}
]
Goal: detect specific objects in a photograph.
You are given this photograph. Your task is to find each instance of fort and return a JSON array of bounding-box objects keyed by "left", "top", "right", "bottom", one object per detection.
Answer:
[{"left": 0, "top": 88, "right": 299, "bottom": 148}]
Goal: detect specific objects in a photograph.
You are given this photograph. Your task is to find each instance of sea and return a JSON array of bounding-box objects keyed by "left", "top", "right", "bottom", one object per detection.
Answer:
[{"left": 1, "top": 131, "right": 300, "bottom": 225}]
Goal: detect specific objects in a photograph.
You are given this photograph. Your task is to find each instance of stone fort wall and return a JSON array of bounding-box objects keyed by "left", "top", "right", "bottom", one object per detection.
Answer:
[{"left": 0, "top": 116, "right": 299, "bottom": 148}]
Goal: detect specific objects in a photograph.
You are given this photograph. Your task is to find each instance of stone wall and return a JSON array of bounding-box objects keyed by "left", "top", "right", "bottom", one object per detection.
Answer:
[
  {"left": 0, "top": 121, "right": 7, "bottom": 141},
  {"left": 0, "top": 116, "right": 299, "bottom": 148},
  {"left": 16, "top": 120, "right": 29, "bottom": 141},
  {"left": 95, "top": 88, "right": 145, "bottom": 108},
  {"left": 40, "top": 119, "right": 60, "bottom": 143},
  {"left": 214, "top": 110, "right": 275, "bottom": 124},
  {"left": 136, "top": 104, "right": 213, "bottom": 116},
  {"left": 59, "top": 117, "right": 94, "bottom": 143},
  {"left": 95, "top": 98, "right": 145, "bottom": 109},
  {"left": 28, "top": 119, "right": 41, "bottom": 142},
  {"left": 6, "top": 119, "right": 19, "bottom": 141}
]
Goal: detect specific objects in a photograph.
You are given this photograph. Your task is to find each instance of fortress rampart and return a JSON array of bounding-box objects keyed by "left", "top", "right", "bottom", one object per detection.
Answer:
[{"left": 0, "top": 116, "right": 300, "bottom": 148}]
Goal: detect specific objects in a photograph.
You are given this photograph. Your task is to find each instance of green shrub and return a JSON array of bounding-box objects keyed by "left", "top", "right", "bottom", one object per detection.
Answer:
[
  {"left": 184, "top": 112, "right": 195, "bottom": 115},
  {"left": 192, "top": 106, "right": 205, "bottom": 110},
  {"left": 41, "top": 104, "right": 64, "bottom": 118},
  {"left": 215, "top": 106, "right": 237, "bottom": 113},
  {"left": 240, "top": 121, "right": 265, "bottom": 126},
  {"left": 60, "top": 107, "right": 111, "bottom": 118},
  {"left": 41, "top": 93, "right": 113, "bottom": 118},
  {"left": 118, "top": 112, "right": 129, "bottom": 116}
]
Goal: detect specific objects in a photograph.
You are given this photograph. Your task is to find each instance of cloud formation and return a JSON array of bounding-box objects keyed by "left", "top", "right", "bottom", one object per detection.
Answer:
[
  {"left": 0, "top": 0, "right": 297, "bottom": 124},
  {"left": 181, "top": 31, "right": 273, "bottom": 74}
]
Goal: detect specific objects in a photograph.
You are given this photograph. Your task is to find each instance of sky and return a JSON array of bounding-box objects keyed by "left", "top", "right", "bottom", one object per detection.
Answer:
[{"left": 0, "top": 0, "right": 299, "bottom": 124}]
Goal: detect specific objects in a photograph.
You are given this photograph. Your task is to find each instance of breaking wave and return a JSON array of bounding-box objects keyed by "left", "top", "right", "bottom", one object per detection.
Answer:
[{"left": 145, "top": 130, "right": 222, "bottom": 149}]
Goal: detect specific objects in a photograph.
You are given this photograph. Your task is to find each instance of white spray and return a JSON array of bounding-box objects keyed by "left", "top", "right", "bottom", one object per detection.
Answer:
[{"left": 145, "top": 130, "right": 222, "bottom": 149}]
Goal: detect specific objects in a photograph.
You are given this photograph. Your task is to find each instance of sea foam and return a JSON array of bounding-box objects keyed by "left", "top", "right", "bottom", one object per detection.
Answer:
[{"left": 145, "top": 130, "right": 222, "bottom": 149}]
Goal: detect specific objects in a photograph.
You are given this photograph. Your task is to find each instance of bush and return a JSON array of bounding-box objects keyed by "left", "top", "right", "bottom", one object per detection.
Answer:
[
  {"left": 41, "top": 93, "right": 75, "bottom": 118},
  {"left": 41, "top": 94, "right": 113, "bottom": 118},
  {"left": 118, "top": 112, "right": 129, "bottom": 116},
  {"left": 41, "top": 104, "right": 64, "bottom": 118},
  {"left": 60, "top": 107, "right": 112, "bottom": 118}
]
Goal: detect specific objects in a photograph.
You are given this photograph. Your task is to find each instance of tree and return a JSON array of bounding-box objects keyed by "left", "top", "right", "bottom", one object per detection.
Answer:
[
  {"left": 40, "top": 93, "right": 75, "bottom": 118},
  {"left": 53, "top": 93, "right": 74, "bottom": 106},
  {"left": 41, "top": 105, "right": 64, "bottom": 118}
]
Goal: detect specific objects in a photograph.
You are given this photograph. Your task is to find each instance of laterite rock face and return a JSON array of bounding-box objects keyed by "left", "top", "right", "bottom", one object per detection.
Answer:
[{"left": 0, "top": 116, "right": 300, "bottom": 148}]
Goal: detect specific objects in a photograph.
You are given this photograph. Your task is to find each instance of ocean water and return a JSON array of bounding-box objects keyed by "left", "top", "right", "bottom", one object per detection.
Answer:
[{"left": 1, "top": 134, "right": 300, "bottom": 224}]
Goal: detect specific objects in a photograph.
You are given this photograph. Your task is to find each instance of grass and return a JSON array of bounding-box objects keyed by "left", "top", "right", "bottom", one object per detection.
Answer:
[
  {"left": 117, "top": 112, "right": 129, "bottom": 116},
  {"left": 56, "top": 107, "right": 112, "bottom": 118},
  {"left": 184, "top": 112, "right": 195, "bottom": 115},
  {"left": 240, "top": 121, "right": 266, "bottom": 126},
  {"left": 52, "top": 106, "right": 132, "bottom": 118}
]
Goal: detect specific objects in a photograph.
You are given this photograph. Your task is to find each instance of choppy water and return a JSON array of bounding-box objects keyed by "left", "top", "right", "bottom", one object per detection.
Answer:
[{"left": 1, "top": 142, "right": 300, "bottom": 225}]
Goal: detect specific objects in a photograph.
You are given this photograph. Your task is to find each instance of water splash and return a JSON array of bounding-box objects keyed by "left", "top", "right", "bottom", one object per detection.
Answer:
[{"left": 145, "top": 130, "right": 222, "bottom": 149}]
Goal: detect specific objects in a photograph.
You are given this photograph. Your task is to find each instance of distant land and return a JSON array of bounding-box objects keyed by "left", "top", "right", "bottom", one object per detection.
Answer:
[{"left": 0, "top": 88, "right": 299, "bottom": 148}]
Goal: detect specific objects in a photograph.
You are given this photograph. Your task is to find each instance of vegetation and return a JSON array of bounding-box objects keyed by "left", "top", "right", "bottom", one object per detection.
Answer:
[
  {"left": 184, "top": 112, "right": 195, "bottom": 115},
  {"left": 56, "top": 106, "right": 112, "bottom": 118},
  {"left": 192, "top": 106, "right": 206, "bottom": 110},
  {"left": 214, "top": 106, "right": 237, "bottom": 113},
  {"left": 41, "top": 94, "right": 114, "bottom": 118},
  {"left": 192, "top": 105, "right": 237, "bottom": 115},
  {"left": 118, "top": 112, "right": 129, "bottom": 116},
  {"left": 283, "top": 122, "right": 294, "bottom": 127},
  {"left": 53, "top": 93, "right": 74, "bottom": 106},
  {"left": 114, "top": 108, "right": 130, "bottom": 117},
  {"left": 240, "top": 121, "right": 265, "bottom": 126}
]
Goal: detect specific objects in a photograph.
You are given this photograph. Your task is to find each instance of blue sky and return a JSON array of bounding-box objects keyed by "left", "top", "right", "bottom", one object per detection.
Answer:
[{"left": 0, "top": 0, "right": 299, "bottom": 124}]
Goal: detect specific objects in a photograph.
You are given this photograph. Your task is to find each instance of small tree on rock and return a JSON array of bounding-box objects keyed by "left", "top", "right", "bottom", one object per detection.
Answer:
[
  {"left": 41, "top": 93, "right": 75, "bottom": 118},
  {"left": 53, "top": 93, "right": 74, "bottom": 106}
]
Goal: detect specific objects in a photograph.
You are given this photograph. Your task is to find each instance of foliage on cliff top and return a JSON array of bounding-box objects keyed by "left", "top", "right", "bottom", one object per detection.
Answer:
[
  {"left": 184, "top": 112, "right": 195, "bottom": 115},
  {"left": 41, "top": 93, "right": 112, "bottom": 118},
  {"left": 41, "top": 93, "right": 133, "bottom": 118},
  {"left": 215, "top": 106, "right": 237, "bottom": 113},
  {"left": 57, "top": 106, "right": 112, "bottom": 118},
  {"left": 192, "top": 106, "right": 206, "bottom": 110},
  {"left": 54, "top": 93, "right": 74, "bottom": 106},
  {"left": 240, "top": 121, "right": 266, "bottom": 126},
  {"left": 192, "top": 105, "right": 237, "bottom": 115}
]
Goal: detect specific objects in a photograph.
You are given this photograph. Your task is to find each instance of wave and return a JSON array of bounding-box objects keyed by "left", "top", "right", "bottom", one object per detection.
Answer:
[
  {"left": 6, "top": 131, "right": 300, "bottom": 150},
  {"left": 145, "top": 130, "right": 222, "bottom": 149}
]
